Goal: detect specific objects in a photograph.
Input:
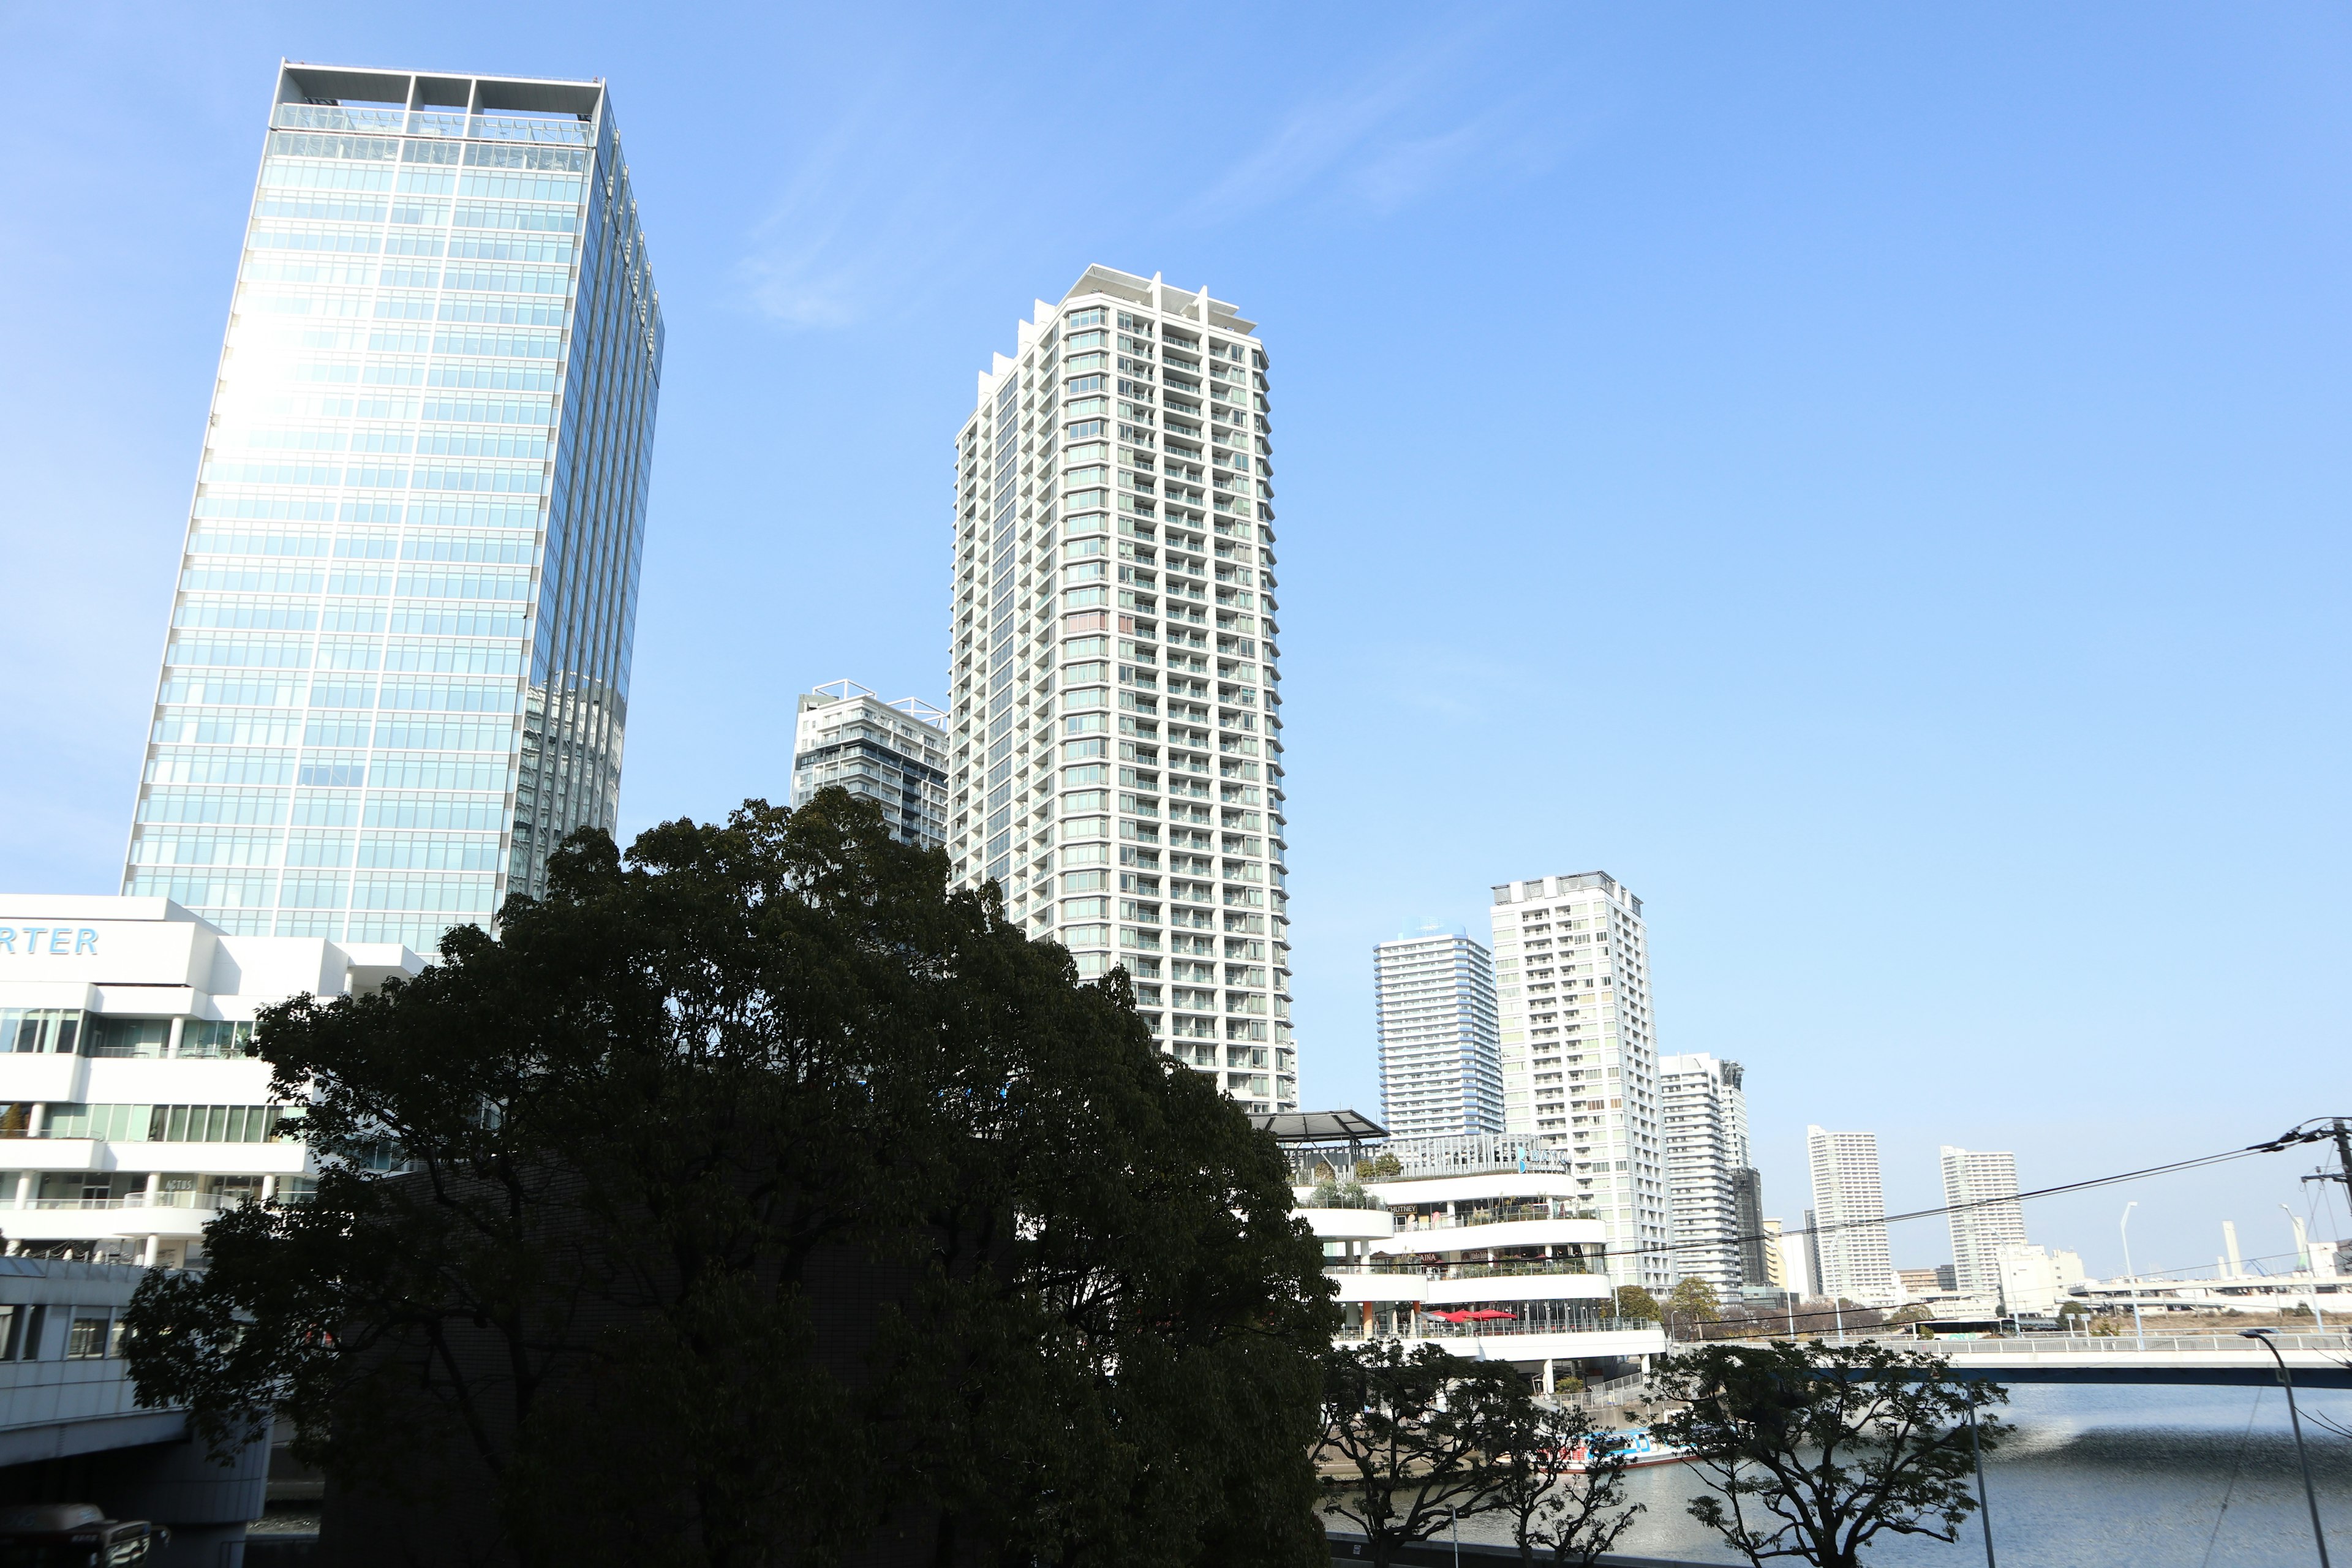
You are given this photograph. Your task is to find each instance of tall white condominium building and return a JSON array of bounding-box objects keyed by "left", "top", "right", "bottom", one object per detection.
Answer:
[
  {"left": 0, "top": 896, "right": 423, "bottom": 1268},
  {"left": 1489, "top": 873, "right": 1670, "bottom": 1289},
  {"left": 1374, "top": 925, "right": 1504, "bottom": 1138},
  {"left": 1806, "top": 1126, "right": 1900, "bottom": 1306},
  {"left": 123, "top": 64, "right": 663, "bottom": 954},
  {"left": 1940, "top": 1146, "right": 2028, "bottom": 1300},
  {"left": 1658, "top": 1054, "right": 1751, "bottom": 1294},
  {"left": 944, "top": 266, "right": 1293, "bottom": 1113},
  {"left": 790, "top": 682, "right": 949, "bottom": 851}
]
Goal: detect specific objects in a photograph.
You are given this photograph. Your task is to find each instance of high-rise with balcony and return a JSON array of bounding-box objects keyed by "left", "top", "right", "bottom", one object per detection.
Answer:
[
  {"left": 1806, "top": 1126, "right": 1899, "bottom": 1306},
  {"left": 123, "top": 64, "right": 662, "bottom": 954},
  {"left": 1940, "top": 1145, "right": 2028, "bottom": 1302},
  {"left": 1658, "top": 1053, "right": 1752, "bottom": 1294},
  {"left": 1489, "top": 873, "right": 1670, "bottom": 1289},
  {"left": 944, "top": 267, "right": 1293, "bottom": 1113},
  {"left": 790, "top": 682, "right": 948, "bottom": 851},
  {"left": 1374, "top": 924, "right": 1503, "bottom": 1138}
]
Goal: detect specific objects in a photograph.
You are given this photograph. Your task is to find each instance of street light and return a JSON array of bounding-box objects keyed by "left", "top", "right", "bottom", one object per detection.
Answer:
[
  {"left": 2285, "top": 1203, "right": 2327, "bottom": 1332},
  {"left": 2120, "top": 1203, "right": 2146, "bottom": 1346},
  {"left": 2242, "top": 1329, "right": 2331, "bottom": 1568}
]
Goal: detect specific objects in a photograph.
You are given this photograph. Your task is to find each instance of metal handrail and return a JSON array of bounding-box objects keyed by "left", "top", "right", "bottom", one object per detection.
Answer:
[{"left": 1391, "top": 1202, "right": 1602, "bottom": 1232}]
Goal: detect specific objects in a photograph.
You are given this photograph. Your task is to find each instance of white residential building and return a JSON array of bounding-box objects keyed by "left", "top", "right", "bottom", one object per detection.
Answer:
[
  {"left": 1374, "top": 925, "right": 1503, "bottom": 1139},
  {"left": 1940, "top": 1146, "right": 2028, "bottom": 1302},
  {"left": 1759, "top": 1217, "right": 1792, "bottom": 1291},
  {"left": 943, "top": 266, "right": 1293, "bottom": 1113},
  {"left": 0, "top": 895, "right": 423, "bottom": 1268},
  {"left": 1658, "top": 1054, "right": 1749, "bottom": 1293},
  {"left": 1806, "top": 1126, "right": 1900, "bottom": 1306},
  {"left": 1489, "top": 873, "right": 1670, "bottom": 1289},
  {"left": 790, "top": 682, "right": 949, "bottom": 851}
]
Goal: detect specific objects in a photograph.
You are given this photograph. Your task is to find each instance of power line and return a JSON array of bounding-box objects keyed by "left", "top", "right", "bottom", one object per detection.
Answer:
[{"left": 1588, "top": 1118, "right": 2346, "bottom": 1267}]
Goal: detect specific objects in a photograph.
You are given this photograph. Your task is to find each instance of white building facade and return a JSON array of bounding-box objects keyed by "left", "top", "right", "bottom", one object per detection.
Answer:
[
  {"left": 1489, "top": 873, "right": 1670, "bottom": 1289},
  {"left": 1374, "top": 927, "right": 1504, "bottom": 1139},
  {"left": 1940, "top": 1146, "right": 2028, "bottom": 1301},
  {"left": 1658, "top": 1054, "right": 1749, "bottom": 1294},
  {"left": 790, "top": 682, "right": 949, "bottom": 851},
  {"left": 0, "top": 895, "right": 422, "bottom": 1268},
  {"left": 1806, "top": 1126, "right": 1899, "bottom": 1306},
  {"left": 944, "top": 266, "right": 1293, "bottom": 1113}
]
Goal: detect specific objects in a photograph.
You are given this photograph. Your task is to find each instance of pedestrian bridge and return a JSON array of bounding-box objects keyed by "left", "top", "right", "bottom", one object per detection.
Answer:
[{"left": 1870, "top": 1330, "right": 2352, "bottom": 1389}]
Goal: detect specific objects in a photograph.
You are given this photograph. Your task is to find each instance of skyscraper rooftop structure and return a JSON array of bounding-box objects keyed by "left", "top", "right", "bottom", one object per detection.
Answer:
[
  {"left": 1490, "top": 873, "right": 1670, "bottom": 1289},
  {"left": 790, "top": 682, "right": 948, "bottom": 851},
  {"left": 1373, "top": 924, "right": 1503, "bottom": 1138},
  {"left": 124, "top": 63, "right": 663, "bottom": 953},
  {"left": 1806, "top": 1126, "right": 1899, "bottom": 1306},
  {"left": 1940, "top": 1145, "right": 2029, "bottom": 1301},
  {"left": 943, "top": 266, "right": 1293, "bottom": 1113}
]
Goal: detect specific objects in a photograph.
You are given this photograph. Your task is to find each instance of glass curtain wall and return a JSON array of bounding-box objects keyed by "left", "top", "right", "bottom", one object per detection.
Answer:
[{"left": 123, "top": 66, "right": 662, "bottom": 952}]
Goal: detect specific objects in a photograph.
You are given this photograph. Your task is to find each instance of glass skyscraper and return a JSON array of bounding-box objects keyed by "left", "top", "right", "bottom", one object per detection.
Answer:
[
  {"left": 945, "top": 266, "right": 1295, "bottom": 1114},
  {"left": 124, "top": 64, "right": 662, "bottom": 952}
]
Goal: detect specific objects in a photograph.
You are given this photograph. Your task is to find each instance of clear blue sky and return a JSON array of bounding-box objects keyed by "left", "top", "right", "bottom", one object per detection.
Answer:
[{"left": 4, "top": 2, "right": 2346, "bottom": 1283}]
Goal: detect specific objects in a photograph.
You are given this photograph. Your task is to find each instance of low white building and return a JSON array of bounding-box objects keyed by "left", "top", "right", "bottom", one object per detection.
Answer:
[
  {"left": 1267, "top": 1116, "right": 1667, "bottom": 1392},
  {"left": 0, "top": 895, "right": 422, "bottom": 1267},
  {"left": 1996, "top": 1243, "right": 2086, "bottom": 1316}
]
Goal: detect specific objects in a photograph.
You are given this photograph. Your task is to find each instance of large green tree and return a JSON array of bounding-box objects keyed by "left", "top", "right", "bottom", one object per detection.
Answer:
[
  {"left": 1315, "top": 1340, "right": 1527, "bottom": 1568},
  {"left": 1648, "top": 1340, "right": 2007, "bottom": 1568},
  {"left": 125, "top": 792, "right": 1335, "bottom": 1568}
]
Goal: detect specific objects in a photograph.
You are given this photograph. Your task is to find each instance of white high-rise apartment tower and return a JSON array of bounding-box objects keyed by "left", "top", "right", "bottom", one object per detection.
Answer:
[
  {"left": 1940, "top": 1147, "right": 2028, "bottom": 1301},
  {"left": 1658, "top": 1054, "right": 1750, "bottom": 1293},
  {"left": 1374, "top": 925, "right": 1503, "bottom": 1138},
  {"left": 1806, "top": 1126, "right": 1900, "bottom": 1306},
  {"left": 790, "top": 682, "right": 948, "bottom": 851},
  {"left": 1489, "top": 873, "right": 1670, "bottom": 1289},
  {"left": 945, "top": 267, "right": 1294, "bottom": 1114}
]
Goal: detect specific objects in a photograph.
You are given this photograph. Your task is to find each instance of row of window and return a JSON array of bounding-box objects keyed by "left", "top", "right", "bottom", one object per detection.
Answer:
[{"left": 0, "top": 1103, "right": 295, "bottom": 1144}]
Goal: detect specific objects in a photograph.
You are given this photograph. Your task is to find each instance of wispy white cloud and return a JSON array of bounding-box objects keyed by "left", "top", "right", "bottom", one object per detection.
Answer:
[
  {"left": 1186, "top": 13, "right": 1584, "bottom": 224},
  {"left": 733, "top": 86, "right": 987, "bottom": 331}
]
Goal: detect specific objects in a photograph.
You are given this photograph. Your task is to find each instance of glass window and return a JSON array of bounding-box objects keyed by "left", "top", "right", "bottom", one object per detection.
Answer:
[{"left": 65, "top": 1316, "right": 109, "bottom": 1360}]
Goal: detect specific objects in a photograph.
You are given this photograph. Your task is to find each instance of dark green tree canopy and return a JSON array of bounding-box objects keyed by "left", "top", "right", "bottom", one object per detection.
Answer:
[
  {"left": 1649, "top": 1340, "right": 2007, "bottom": 1568},
  {"left": 127, "top": 792, "right": 1335, "bottom": 1568}
]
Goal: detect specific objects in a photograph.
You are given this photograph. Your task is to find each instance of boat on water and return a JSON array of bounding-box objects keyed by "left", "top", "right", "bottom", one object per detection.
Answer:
[{"left": 1563, "top": 1427, "right": 1692, "bottom": 1471}]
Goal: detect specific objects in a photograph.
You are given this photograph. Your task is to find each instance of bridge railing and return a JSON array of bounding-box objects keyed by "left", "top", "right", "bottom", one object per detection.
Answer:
[{"left": 1913, "top": 1330, "right": 2351, "bottom": 1355}]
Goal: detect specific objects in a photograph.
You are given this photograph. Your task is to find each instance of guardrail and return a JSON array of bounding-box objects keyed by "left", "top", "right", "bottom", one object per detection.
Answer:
[
  {"left": 1391, "top": 1204, "right": 1601, "bottom": 1234},
  {"left": 1919, "top": 1331, "right": 2351, "bottom": 1355}
]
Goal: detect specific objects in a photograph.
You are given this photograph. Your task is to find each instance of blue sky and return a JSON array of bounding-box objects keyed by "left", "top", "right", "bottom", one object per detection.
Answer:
[{"left": 4, "top": 2, "right": 2347, "bottom": 1281}]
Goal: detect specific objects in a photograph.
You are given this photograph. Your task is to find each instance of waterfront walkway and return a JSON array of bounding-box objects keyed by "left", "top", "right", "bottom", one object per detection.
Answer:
[{"left": 1880, "top": 1329, "right": 2352, "bottom": 1387}]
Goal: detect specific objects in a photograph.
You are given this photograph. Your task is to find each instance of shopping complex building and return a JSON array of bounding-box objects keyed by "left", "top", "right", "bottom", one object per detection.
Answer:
[
  {"left": 1265, "top": 1113, "right": 1668, "bottom": 1389},
  {"left": 0, "top": 895, "right": 418, "bottom": 1268}
]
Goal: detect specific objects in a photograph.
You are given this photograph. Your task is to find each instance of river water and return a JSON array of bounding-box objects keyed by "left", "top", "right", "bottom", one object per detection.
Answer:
[{"left": 1427, "top": 1383, "right": 2352, "bottom": 1566}]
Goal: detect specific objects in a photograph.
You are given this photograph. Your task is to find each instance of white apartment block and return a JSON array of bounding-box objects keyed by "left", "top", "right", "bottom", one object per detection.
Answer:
[
  {"left": 790, "top": 681, "right": 949, "bottom": 851},
  {"left": 1374, "top": 927, "right": 1504, "bottom": 1139},
  {"left": 1940, "top": 1145, "right": 2029, "bottom": 1301},
  {"left": 0, "top": 895, "right": 423, "bottom": 1268},
  {"left": 1658, "top": 1053, "right": 1749, "bottom": 1294},
  {"left": 944, "top": 266, "right": 1294, "bottom": 1113},
  {"left": 1489, "top": 873, "right": 1669, "bottom": 1289},
  {"left": 1806, "top": 1126, "right": 1900, "bottom": 1306}
]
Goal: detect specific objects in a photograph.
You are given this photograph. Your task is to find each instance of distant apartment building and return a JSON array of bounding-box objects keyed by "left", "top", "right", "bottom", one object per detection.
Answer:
[
  {"left": 1758, "top": 1217, "right": 1792, "bottom": 1291},
  {"left": 1806, "top": 1126, "right": 1899, "bottom": 1305},
  {"left": 1940, "top": 1146, "right": 2028, "bottom": 1300},
  {"left": 1489, "top": 873, "right": 1668, "bottom": 1289},
  {"left": 1658, "top": 1053, "right": 1749, "bottom": 1292},
  {"left": 1732, "top": 1167, "right": 1769, "bottom": 1290},
  {"left": 1373, "top": 925, "right": 1503, "bottom": 1138},
  {"left": 790, "top": 682, "right": 949, "bottom": 851}
]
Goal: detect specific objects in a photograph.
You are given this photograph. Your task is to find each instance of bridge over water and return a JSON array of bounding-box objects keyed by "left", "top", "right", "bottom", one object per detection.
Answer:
[{"left": 1851, "top": 1329, "right": 2352, "bottom": 1388}]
